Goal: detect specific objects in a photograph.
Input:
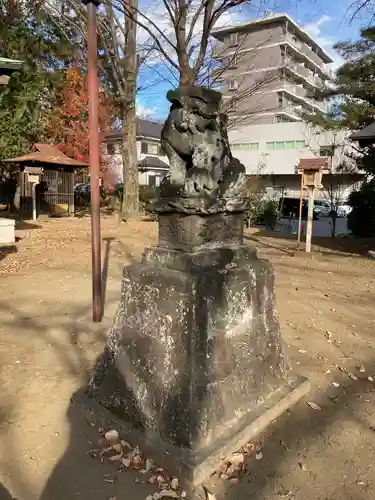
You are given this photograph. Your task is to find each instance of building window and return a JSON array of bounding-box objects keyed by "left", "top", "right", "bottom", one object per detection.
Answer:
[
  {"left": 320, "top": 146, "right": 334, "bottom": 157},
  {"left": 106, "top": 143, "right": 120, "bottom": 155},
  {"left": 148, "top": 142, "right": 158, "bottom": 155},
  {"left": 228, "top": 33, "right": 238, "bottom": 47},
  {"left": 141, "top": 142, "right": 148, "bottom": 154},
  {"left": 228, "top": 79, "right": 238, "bottom": 90},
  {"left": 229, "top": 54, "right": 238, "bottom": 68},
  {"left": 231, "top": 142, "right": 259, "bottom": 150},
  {"left": 266, "top": 140, "right": 307, "bottom": 150},
  {"left": 158, "top": 145, "right": 164, "bottom": 156},
  {"left": 148, "top": 175, "right": 156, "bottom": 187}
]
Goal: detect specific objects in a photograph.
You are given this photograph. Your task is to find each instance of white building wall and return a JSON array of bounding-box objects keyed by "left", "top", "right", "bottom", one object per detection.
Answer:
[
  {"left": 102, "top": 139, "right": 170, "bottom": 187},
  {"left": 228, "top": 122, "right": 355, "bottom": 175}
]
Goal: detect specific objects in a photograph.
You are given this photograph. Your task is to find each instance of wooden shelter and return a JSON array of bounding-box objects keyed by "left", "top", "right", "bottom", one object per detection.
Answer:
[
  {"left": 4, "top": 144, "right": 88, "bottom": 217},
  {"left": 350, "top": 121, "right": 375, "bottom": 147}
]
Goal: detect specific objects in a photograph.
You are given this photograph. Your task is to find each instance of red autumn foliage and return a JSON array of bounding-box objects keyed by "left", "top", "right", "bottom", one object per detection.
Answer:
[{"left": 46, "top": 67, "right": 114, "bottom": 187}]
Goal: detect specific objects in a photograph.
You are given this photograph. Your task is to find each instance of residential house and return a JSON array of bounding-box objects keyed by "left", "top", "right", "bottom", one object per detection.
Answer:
[{"left": 104, "top": 119, "right": 169, "bottom": 187}]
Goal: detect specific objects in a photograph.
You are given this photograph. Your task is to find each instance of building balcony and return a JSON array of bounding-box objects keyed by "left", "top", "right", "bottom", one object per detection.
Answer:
[
  {"left": 283, "top": 38, "right": 331, "bottom": 79},
  {"left": 275, "top": 105, "right": 303, "bottom": 120},
  {"left": 278, "top": 83, "right": 325, "bottom": 112},
  {"left": 283, "top": 58, "right": 324, "bottom": 88}
]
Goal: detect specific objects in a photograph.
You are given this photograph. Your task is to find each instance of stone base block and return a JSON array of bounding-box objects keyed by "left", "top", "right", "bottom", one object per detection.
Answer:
[
  {"left": 85, "top": 376, "right": 308, "bottom": 491},
  {"left": 0, "top": 217, "right": 15, "bottom": 244},
  {"left": 89, "top": 243, "right": 308, "bottom": 488}
]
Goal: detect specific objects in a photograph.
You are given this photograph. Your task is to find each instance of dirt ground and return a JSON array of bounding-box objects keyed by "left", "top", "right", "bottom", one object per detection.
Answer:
[{"left": 0, "top": 216, "right": 375, "bottom": 500}]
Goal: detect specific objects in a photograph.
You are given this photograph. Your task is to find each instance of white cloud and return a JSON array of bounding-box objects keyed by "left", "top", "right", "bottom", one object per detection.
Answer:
[
  {"left": 136, "top": 102, "right": 157, "bottom": 119},
  {"left": 302, "top": 15, "right": 343, "bottom": 70}
]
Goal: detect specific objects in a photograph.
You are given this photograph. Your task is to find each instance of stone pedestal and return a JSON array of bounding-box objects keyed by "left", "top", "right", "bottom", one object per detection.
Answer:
[
  {"left": 89, "top": 207, "right": 309, "bottom": 488},
  {"left": 0, "top": 218, "right": 15, "bottom": 244}
]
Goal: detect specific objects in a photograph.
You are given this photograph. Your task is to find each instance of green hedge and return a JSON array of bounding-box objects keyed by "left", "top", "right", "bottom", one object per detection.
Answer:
[{"left": 347, "top": 183, "right": 375, "bottom": 237}]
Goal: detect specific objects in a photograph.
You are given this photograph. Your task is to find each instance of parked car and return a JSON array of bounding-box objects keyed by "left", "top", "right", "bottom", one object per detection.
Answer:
[
  {"left": 314, "top": 199, "right": 331, "bottom": 217},
  {"left": 336, "top": 201, "right": 352, "bottom": 217},
  {"left": 278, "top": 197, "right": 320, "bottom": 220}
]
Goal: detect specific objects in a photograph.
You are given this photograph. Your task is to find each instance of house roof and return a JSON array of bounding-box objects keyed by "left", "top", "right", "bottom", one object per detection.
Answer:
[
  {"left": 0, "top": 56, "right": 23, "bottom": 70},
  {"left": 350, "top": 121, "right": 375, "bottom": 142},
  {"left": 0, "top": 56, "right": 23, "bottom": 85},
  {"left": 4, "top": 144, "right": 88, "bottom": 168},
  {"left": 106, "top": 118, "right": 164, "bottom": 141},
  {"left": 138, "top": 156, "right": 169, "bottom": 170},
  {"left": 298, "top": 157, "right": 329, "bottom": 170},
  {"left": 211, "top": 13, "right": 333, "bottom": 64}
]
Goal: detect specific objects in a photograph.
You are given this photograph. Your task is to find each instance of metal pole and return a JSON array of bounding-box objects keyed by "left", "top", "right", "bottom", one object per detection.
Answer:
[
  {"left": 297, "top": 172, "right": 304, "bottom": 249},
  {"left": 305, "top": 187, "right": 315, "bottom": 253},
  {"left": 86, "top": 0, "right": 102, "bottom": 322},
  {"left": 32, "top": 183, "right": 37, "bottom": 221}
]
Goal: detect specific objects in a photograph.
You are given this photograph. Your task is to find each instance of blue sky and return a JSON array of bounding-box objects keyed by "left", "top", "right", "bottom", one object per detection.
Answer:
[{"left": 136, "top": 0, "right": 373, "bottom": 120}]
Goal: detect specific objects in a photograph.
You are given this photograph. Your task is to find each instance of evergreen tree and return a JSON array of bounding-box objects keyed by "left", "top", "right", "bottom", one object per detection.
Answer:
[
  {"left": 305, "top": 26, "right": 375, "bottom": 236},
  {"left": 0, "top": 1, "right": 75, "bottom": 159}
]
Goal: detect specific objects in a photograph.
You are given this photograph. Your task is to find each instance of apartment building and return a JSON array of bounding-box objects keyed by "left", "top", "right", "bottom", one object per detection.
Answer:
[
  {"left": 104, "top": 119, "right": 169, "bottom": 187},
  {"left": 212, "top": 14, "right": 364, "bottom": 198},
  {"left": 212, "top": 13, "right": 332, "bottom": 124},
  {"left": 229, "top": 121, "right": 364, "bottom": 199}
]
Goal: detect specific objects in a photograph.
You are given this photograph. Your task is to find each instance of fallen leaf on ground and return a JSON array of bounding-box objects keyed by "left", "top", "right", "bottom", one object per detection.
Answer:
[
  {"left": 306, "top": 401, "right": 322, "bottom": 411},
  {"left": 280, "top": 440, "right": 289, "bottom": 450},
  {"left": 170, "top": 478, "right": 179, "bottom": 490},
  {"left": 151, "top": 492, "right": 179, "bottom": 499},
  {"left": 105, "top": 430, "right": 119, "bottom": 442},
  {"left": 203, "top": 486, "right": 217, "bottom": 500}
]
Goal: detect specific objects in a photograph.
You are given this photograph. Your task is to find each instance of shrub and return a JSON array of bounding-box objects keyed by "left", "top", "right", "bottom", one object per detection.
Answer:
[
  {"left": 113, "top": 183, "right": 159, "bottom": 218},
  {"left": 347, "top": 183, "right": 375, "bottom": 237},
  {"left": 246, "top": 197, "right": 279, "bottom": 229}
]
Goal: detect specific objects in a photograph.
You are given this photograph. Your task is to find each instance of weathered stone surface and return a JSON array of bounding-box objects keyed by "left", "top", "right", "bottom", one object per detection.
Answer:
[
  {"left": 158, "top": 211, "right": 244, "bottom": 251},
  {"left": 0, "top": 217, "right": 15, "bottom": 244},
  {"left": 88, "top": 85, "right": 309, "bottom": 490},
  {"left": 159, "top": 85, "right": 248, "bottom": 205},
  {"left": 90, "top": 245, "right": 289, "bottom": 450}
]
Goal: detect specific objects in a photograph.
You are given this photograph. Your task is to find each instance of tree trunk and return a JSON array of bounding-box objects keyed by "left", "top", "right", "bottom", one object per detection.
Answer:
[
  {"left": 121, "top": 101, "right": 138, "bottom": 220},
  {"left": 179, "top": 66, "right": 196, "bottom": 87},
  {"left": 120, "top": 0, "right": 139, "bottom": 220}
]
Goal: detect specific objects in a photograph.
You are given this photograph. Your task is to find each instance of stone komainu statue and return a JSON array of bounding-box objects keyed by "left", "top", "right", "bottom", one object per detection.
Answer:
[{"left": 160, "top": 85, "right": 246, "bottom": 200}]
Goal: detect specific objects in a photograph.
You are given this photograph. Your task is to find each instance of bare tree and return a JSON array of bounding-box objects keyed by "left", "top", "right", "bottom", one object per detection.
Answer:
[
  {"left": 347, "top": 0, "right": 375, "bottom": 20},
  {"left": 109, "top": 0, "right": 255, "bottom": 86},
  {"left": 43, "top": 0, "right": 152, "bottom": 219}
]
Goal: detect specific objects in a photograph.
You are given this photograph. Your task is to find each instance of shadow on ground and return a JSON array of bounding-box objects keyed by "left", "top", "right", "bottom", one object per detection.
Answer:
[
  {"left": 0, "top": 246, "right": 16, "bottom": 262},
  {"left": 37, "top": 354, "right": 375, "bottom": 500},
  {"left": 0, "top": 482, "right": 18, "bottom": 500},
  {"left": 246, "top": 229, "right": 375, "bottom": 259}
]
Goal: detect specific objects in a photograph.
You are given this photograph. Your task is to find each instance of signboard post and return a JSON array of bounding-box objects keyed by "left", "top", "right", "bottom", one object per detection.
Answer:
[
  {"left": 25, "top": 169, "right": 42, "bottom": 221},
  {"left": 298, "top": 163, "right": 324, "bottom": 253}
]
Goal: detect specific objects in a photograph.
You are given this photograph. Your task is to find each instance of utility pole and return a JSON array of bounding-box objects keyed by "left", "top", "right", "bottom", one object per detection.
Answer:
[{"left": 83, "top": 0, "right": 102, "bottom": 322}]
